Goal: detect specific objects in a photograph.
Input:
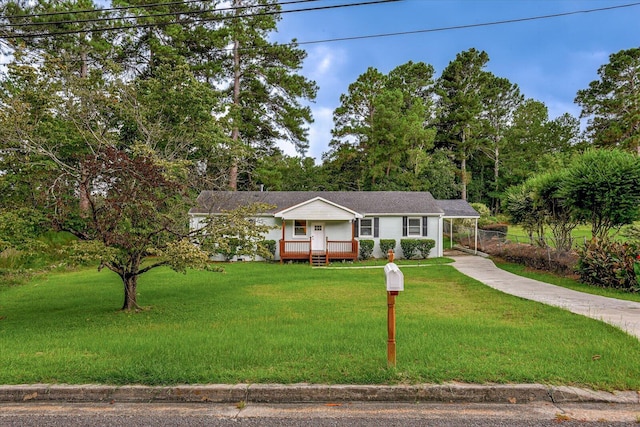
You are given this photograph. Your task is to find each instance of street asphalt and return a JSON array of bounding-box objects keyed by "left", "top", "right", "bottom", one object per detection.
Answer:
[{"left": 2, "top": 254, "right": 640, "bottom": 407}]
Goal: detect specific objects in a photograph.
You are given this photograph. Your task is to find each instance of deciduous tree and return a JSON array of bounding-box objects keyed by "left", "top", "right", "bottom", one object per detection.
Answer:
[{"left": 561, "top": 149, "right": 640, "bottom": 240}]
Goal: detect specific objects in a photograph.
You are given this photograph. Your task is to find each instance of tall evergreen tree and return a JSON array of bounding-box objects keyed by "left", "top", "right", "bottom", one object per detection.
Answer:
[
  {"left": 575, "top": 47, "right": 640, "bottom": 154},
  {"left": 328, "top": 62, "right": 436, "bottom": 190},
  {"left": 479, "top": 74, "right": 523, "bottom": 211},
  {"left": 223, "top": 0, "right": 317, "bottom": 190},
  {"left": 436, "top": 48, "right": 490, "bottom": 201}
]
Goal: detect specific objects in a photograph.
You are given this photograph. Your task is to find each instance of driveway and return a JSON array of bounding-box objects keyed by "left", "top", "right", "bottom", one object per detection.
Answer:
[{"left": 451, "top": 255, "right": 640, "bottom": 340}]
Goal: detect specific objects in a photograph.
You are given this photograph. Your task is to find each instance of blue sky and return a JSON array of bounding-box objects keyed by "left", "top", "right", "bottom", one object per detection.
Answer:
[{"left": 270, "top": 0, "right": 640, "bottom": 161}]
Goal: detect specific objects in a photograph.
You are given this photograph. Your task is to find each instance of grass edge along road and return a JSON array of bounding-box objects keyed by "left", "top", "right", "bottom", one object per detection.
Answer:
[{"left": 1, "top": 261, "right": 640, "bottom": 390}]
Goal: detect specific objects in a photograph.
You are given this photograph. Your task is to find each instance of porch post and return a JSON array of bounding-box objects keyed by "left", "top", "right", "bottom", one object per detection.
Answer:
[
  {"left": 280, "top": 220, "right": 286, "bottom": 264},
  {"left": 475, "top": 218, "right": 478, "bottom": 255},
  {"left": 450, "top": 219, "right": 454, "bottom": 249}
]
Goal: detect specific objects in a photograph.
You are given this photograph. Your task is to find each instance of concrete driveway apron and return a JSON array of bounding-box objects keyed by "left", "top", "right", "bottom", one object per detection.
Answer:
[{"left": 451, "top": 255, "right": 640, "bottom": 340}]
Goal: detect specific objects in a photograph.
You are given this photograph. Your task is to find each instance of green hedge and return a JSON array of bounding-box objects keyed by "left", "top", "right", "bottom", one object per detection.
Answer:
[
  {"left": 379, "top": 239, "right": 396, "bottom": 257},
  {"left": 263, "top": 240, "right": 276, "bottom": 260},
  {"left": 401, "top": 239, "right": 435, "bottom": 260},
  {"left": 359, "top": 239, "right": 374, "bottom": 260},
  {"left": 417, "top": 239, "right": 436, "bottom": 259}
]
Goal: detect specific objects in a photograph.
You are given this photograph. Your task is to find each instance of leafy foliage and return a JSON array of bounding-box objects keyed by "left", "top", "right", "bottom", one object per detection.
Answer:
[
  {"left": 263, "top": 240, "right": 277, "bottom": 259},
  {"left": 326, "top": 62, "right": 437, "bottom": 191},
  {"left": 379, "top": 239, "right": 396, "bottom": 257},
  {"left": 575, "top": 47, "right": 640, "bottom": 153},
  {"left": 416, "top": 239, "right": 436, "bottom": 259},
  {"left": 577, "top": 239, "right": 640, "bottom": 292},
  {"left": 400, "top": 239, "right": 421, "bottom": 259},
  {"left": 358, "top": 239, "right": 374, "bottom": 260},
  {"left": 502, "top": 181, "right": 545, "bottom": 246},
  {"left": 198, "top": 203, "right": 277, "bottom": 262},
  {"left": 483, "top": 241, "right": 578, "bottom": 277},
  {"left": 561, "top": 149, "right": 640, "bottom": 240}
]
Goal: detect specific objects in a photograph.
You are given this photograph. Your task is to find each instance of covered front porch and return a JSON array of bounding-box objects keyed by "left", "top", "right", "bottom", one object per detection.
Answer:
[
  {"left": 279, "top": 237, "right": 359, "bottom": 265},
  {"left": 275, "top": 197, "right": 362, "bottom": 265}
]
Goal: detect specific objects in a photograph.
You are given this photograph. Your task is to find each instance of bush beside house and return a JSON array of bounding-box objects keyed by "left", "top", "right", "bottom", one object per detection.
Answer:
[{"left": 359, "top": 240, "right": 374, "bottom": 260}]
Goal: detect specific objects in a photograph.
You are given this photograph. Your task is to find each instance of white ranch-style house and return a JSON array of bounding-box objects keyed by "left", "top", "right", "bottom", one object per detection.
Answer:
[{"left": 189, "top": 191, "right": 479, "bottom": 264}]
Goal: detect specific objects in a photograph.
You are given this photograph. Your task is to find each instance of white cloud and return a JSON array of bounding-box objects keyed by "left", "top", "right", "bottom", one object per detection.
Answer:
[
  {"left": 307, "top": 106, "right": 334, "bottom": 163},
  {"left": 304, "top": 45, "right": 347, "bottom": 83}
]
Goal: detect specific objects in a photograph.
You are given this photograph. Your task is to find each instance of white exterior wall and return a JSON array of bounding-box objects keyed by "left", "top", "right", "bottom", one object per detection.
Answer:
[
  {"left": 365, "top": 215, "right": 441, "bottom": 259},
  {"left": 189, "top": 214, "right": 281, "bottom": 261},
  {"left": 190, "top": 213, "right": 444, "bottom": 261},
  {"left": 281, "top": 219, "right": 352, "bottom": 241}
]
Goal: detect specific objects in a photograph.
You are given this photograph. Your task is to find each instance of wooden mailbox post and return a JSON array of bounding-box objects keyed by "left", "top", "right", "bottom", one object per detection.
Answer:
[{"left": 384, "top": 250, "right": 404, "bottom": 367}]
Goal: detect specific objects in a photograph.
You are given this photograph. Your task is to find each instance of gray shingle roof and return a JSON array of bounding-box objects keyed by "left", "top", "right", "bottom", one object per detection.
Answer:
[
  {"left": 436, "top": 199, "right": 480, "bottom": 218},
  {"left": 190, "top": 191, "right": 446, "bottom": 216}
]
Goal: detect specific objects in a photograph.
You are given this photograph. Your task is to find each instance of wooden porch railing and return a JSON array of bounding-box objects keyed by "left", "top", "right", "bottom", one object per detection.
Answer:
[{"left": 279, "top": 238, "right": 358, "bottom": 264}]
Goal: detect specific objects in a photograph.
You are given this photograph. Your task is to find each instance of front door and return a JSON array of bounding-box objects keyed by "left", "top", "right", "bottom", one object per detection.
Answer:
[{"left": 311, "top": 223, "right": 325, "bottom": 252}]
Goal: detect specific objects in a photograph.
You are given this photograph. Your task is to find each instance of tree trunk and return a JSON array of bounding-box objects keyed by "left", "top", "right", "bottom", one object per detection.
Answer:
[
  {"left": 493, "top": 143, "right": 500, "bottom": 212},
  {"left": 79, "top": 163, "right": 90, "bottom": 217},
  {"left": 122, "top": 274, "right": 139, "bottom": 311},
  {"left": 229, "top": 0, "right": 242, "bottom": 191},
  {"left": 461, "top": 156, "right": 467, "bottom": 201},
  {"left": 460, "top": 128, "right": 467, "bottom": 201}
]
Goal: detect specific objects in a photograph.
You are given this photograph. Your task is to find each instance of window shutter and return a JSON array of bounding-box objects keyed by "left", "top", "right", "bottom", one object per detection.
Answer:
[
  {"left": 422, "top": 216, "right": 428, "bottom": 236},
  {"left": 354, "top": 218, "right": 359, "bottom": 237},
  {"left": 402, "top": 216, "right": 408, "bottom": 237},
  {"left": 374, "top": 217, "right": 380, "bottom": 238}
]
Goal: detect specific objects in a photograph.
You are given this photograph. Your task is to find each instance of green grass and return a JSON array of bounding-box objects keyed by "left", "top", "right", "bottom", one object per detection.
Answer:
[
  {"left": 2, "top": 262, "right": 640, "bottom": 390},
  {"left": 493, "top": 260, "right": 640, "bottom": 303},
  {"left": 505, "top": 224, "right": 594, "bottom": 246},
  {"left": 327, "top": 257, "right": 453, "bottom": 267}
]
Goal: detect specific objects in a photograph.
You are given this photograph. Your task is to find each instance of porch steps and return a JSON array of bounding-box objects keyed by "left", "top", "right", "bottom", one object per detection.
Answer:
[{"left": 311, "top": 253, "right": 327, "bottom": 267}]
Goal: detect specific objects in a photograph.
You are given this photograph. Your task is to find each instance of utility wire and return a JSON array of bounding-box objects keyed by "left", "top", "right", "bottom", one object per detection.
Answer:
[
  {"left": 1, "top": 0, "right": 321, "bottom": 27},
  {"left": 291, "top": 2, "right": 640, "bottom": 46},
  {"left": 1, "top": 1, "right": 637, "bottom": 65},
  {"left": 0, "top": 0, "right": 400, "bottom": 38}
]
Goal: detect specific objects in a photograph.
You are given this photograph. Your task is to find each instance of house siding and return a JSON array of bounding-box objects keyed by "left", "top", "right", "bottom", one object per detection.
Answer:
[
  {"left": 365, "top": 216, "right": 440, "bottom": 259},
  {"left": 188, "top": 191, "right": 479, "bottom": 262},
  {"left": 279, "top": 199, "right": 357, "bottom": 221}
]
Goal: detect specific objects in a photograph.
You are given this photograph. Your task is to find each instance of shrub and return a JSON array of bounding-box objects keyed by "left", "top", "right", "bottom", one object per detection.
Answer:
[
  {"left": 416, "top": 239, "right": 436, "bottom": 259},
  {"left": 481, "top": 240, "right": 578, "bottom": 277},
  {"left": 577, "top": 239, "right": 640, "bottom": 292},
  {"left": 359, "top": 239, "right": 374, "bottom": 260},
  {"left": 219, "top": 237, "right": 242, "bottom": 261},
  {"left": 263, "top": 240, "right": 276, "bottom": 260},
  {"left": 400, "top": 239, "right": 420, "bottom": 260},
  {"left": 379, "top": 239, "right": 396, "bottom": 257}
]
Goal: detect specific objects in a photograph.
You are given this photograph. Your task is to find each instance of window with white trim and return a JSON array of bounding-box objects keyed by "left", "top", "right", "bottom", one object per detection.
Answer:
[
  {"left": 294, "top": 220, "right": 307, "bottom": 236},
  {"left": 407, "top": 217, "right": 421, "bottom": 236},
  {"left": 359, "top": 218, "right": 373, "bottom": 236}
]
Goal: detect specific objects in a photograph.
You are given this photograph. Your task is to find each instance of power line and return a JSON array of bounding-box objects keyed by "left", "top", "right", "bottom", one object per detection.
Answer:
[
  {"left": 0, "top": 0, "right": 401, "bottom": 39},
  {"left": 291, "top": 2, "right": 640, "bottom": 46},
  {"left": 0, "top": 0, "right": 315, "bottom": 20},
  {"left": 1, "top": 0, "right": 320, "bottom": 27},
  {"left": 1, "top": 1, "right": 637, "bottom": 66}
]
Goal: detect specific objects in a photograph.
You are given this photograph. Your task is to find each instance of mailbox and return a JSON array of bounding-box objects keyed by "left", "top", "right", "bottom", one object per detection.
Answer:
[{"left": 384, "top": 262, "right": 404, "bottom": 292}]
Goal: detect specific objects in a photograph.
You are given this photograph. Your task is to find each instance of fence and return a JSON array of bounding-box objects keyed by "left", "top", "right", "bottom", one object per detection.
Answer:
[
  {"left": 444, "top": 222, "right": 579, "bottom": 275},
  {"left": 444, "top": 222, "right": 589, "bottom": 252}
]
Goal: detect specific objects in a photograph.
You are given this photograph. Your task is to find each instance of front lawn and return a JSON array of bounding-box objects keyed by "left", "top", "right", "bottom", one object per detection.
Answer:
[{"left": 1, "top": 262, "right": 640, "bottom": 390}]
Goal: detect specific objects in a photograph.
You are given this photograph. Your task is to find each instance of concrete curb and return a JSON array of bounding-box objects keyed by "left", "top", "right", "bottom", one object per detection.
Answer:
[{"left": 1, "top": 383, "right": 638, "bottom": 405}]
